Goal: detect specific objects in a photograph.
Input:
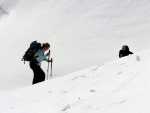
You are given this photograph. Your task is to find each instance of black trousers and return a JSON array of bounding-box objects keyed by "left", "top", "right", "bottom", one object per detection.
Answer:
[{"left": 30, "top": 61, "right": 45, "bottom": 84}]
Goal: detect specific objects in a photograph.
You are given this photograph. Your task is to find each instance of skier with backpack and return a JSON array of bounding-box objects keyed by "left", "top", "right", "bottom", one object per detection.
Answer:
[
  {"left": 22, "top": 41, "right": 52, "bottom": 84},
  {"left": 119, "top": 45, "right": 133, "bottom": 58}
]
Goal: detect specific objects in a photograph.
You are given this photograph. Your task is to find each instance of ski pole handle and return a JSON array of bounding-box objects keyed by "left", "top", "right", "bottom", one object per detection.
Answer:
[{"left": 47, "top": 50, "right": 50, "bottom": 56}]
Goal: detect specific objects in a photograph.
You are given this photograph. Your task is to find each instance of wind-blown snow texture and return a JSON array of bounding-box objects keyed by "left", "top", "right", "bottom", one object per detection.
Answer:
[
  {"left": 0, "top": 0, "right": 150, "bottom": 93},
  {"left": 0, "top": 50, "right": 149, "bottom": 113}
]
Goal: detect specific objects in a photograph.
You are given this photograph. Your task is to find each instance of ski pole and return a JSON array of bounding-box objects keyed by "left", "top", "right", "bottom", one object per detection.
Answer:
[
  {"left": 47, "top": 50, "right": 50, "bottom": 80},
  {"left": 50, "top": 58, "right": 53, "bottom": 79}
]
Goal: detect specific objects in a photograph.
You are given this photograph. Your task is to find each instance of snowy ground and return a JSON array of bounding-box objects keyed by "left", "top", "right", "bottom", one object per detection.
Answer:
[
  {"left": 0, "top": 0, "right": 150, "bottom": 93},
  {"left": 0, "top": 50, "right": 150, "bottom": 113}
]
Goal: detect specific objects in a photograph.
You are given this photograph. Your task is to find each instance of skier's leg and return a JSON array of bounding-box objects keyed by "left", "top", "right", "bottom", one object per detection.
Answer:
[
  {"left": 30, "top": 62, "right": 40, "bottom": 84},
  {"left": 37, "top": 67, "right": 45, "bottom": 83}
]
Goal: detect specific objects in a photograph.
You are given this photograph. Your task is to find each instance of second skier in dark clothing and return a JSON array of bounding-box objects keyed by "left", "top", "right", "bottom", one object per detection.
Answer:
[{"left": 119, "top": 45, "right": 133, "bottom": 58}]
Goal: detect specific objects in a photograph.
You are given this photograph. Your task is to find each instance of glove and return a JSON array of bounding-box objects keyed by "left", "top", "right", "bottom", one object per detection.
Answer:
[
  {"left": 47, "top": 52, "right": 50, "bottom": 56},
  {"left": 48, "top": 59, "right": 52, "bottom": 62}
]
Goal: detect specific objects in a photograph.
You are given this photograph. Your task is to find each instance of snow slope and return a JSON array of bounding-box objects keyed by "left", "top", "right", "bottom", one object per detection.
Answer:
[
  {"left": 0, "top": 0, "right": 20, "bottom": 16},
  {"left": 0, "top": 50, "right": 149, "bottom": 113},
  {"left": 1, "top": 0, "right": 150, "bottom": 92}
]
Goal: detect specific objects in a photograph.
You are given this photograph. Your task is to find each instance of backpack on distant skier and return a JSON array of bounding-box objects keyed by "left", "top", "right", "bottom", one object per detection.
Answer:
[{"left": 22, "top": 41, "right": 41, "bottom": 64}]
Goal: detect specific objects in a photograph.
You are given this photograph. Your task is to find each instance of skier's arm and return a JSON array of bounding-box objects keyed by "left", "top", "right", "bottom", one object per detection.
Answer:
[
  {"left": 35, "top": 51, "right": 48, "bottom": 62},
  {"left": 44, "top": 51, "right": 51, "bottom": 62},
  {"left": 36, "top": 55, "right": 48, "bottom": 62},
  {"left": 44, "top": 58, "right": 51, "bottom": 62},
  {"left": 119, "top": 50, "right": 122, "bottom": 58},
  {"left": 129, "top": 51, "right": 133, "bottom": 54},
  {"left": 44, "top": 58, "right": 48, "bottom": 62}
]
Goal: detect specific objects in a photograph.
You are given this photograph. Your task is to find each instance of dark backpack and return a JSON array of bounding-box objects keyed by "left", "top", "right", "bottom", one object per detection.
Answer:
[{"left": 22, "top": 41, "right": 41, "bottom": 64}]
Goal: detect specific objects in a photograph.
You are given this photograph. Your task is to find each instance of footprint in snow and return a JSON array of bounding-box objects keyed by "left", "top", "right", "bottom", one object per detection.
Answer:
[
  {"left": 117, "top": 71, "right": 123, "bottom": 75},
  {"left": 119, "top": 100, "right": 126, "bottom": 104},
  {"left": 80, "top": 75, "right": 87, "bottom": 79},
  {"left": 61, "top": 91, "right": 67, "bottom": 93},
  {"left": 72, "top": 76, "right": 79, "bottom": 80},
  {"left": 48, "top": 90, "right": 52, "bottom": 93},
  {"left": 91, "top": 68, "right": 98, "bottom": 71},
  {"left": 62, "top": 105, "right": 70, "bottom": 111},
  {"left": 136, "top": 55, "right": 140, "bottom": 61},
  {"left": 90, "top": 89, "right": 96, "bottom": 92},
  {"left": 109, "top": 100, "right": 126, "bottom": 106}
]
